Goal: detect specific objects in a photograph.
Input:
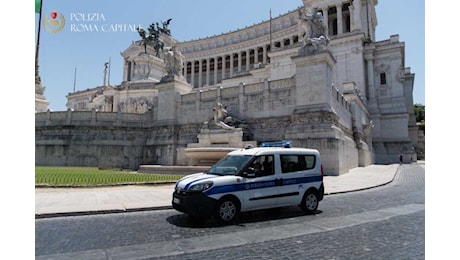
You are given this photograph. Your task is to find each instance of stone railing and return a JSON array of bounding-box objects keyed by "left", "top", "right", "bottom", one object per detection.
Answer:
[{"left": 35, "top": 110, "right": 153, "bottom": 128}]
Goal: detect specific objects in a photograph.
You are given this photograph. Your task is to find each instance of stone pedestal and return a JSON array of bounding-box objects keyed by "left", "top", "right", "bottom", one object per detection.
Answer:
[
  {"left": 184, "top": 128, "right": 257, "bottom": 166},
  {"left": 131, "top": 52, "right": 165, "bottom": 83},
  {"left": 292, "top": 50, "right": 336, "bottom": 111},
  {"left": 290, "top": 50, "right": 359, "bottom": 175},
  {"left": 156, "top": 77, "right": 192, "bottom": 122}
]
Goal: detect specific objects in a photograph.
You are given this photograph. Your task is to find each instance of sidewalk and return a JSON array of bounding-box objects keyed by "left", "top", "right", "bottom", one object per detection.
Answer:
[{"left": 35, "top": 164, "right": 402, "bottom": 218}]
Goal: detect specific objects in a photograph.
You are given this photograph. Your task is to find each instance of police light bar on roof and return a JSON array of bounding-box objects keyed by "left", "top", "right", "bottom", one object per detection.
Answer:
[{"left": 261, "top": 141, "right": 291, "bottom": 148}]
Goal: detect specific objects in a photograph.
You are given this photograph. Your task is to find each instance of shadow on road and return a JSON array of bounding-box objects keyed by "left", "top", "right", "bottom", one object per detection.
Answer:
[{"left": 166, "top": 206, "right": 323, "bottom": 228}]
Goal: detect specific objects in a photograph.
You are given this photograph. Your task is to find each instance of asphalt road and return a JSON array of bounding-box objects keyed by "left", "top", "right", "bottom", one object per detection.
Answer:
[{"left": 35, "top": 164, "right": 425, "bottom": 259}]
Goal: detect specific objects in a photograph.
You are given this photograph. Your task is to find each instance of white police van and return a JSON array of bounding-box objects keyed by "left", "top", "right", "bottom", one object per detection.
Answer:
[{"left": 172, "top": 141, "right": 324, "bottom": 224}]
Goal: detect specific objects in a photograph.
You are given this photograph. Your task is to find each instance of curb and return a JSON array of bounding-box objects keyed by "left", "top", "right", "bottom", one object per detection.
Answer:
[
  {"left": 35, "top": 181, "right": 177, "bottom": 189},
  {"left": 35, "top": 206, "right": 174, "bottom": 219}
]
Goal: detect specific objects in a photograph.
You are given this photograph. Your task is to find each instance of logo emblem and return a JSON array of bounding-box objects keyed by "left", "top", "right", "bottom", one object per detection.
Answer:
[{"left": 43, "top": 10, "right": 65, "bottom": 34}]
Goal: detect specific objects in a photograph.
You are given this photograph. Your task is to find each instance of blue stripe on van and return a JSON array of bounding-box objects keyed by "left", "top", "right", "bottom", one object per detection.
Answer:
[
  {"left": 203, "top": 176, "right": 322, "bottom": 196},
  {"left": 204, "top": 183, "right": 248, "bottom": 195},
  {"left": 183, "top": 176, "right": 216, "bottom": 190}
]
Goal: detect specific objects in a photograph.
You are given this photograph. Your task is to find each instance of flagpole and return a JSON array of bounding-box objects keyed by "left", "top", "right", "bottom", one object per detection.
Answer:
[
  {"left": 269, "top": 9, "right": 272, "bottom": 64},
  {"left": 35, "top": 0, "right": 43, "bottom": 84}
]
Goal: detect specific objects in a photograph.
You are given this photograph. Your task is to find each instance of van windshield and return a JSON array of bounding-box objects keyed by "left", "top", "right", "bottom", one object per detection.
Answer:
[{"left": 207, "top": 155, "right": 252, "bottom": 176}]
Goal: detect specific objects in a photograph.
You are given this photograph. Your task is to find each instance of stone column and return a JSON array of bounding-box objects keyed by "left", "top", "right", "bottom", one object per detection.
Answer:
[
  {"left": 191, "top": 61, "right": 195, "bottom": 88},
  {"left": 206, "top": 58, "right": 210, "bottom": 86},
  {"left": 214, "top": 57, "right": 218, "bottom": 85},
  {"left": 238, "top": 52, "right": 242, "bottom": 72},
  {"left": 123, "top": 60, "right": 128, "bottom": 81},
  {"left": 366, "top": 54, "right": 375, "bottom": 99},
  {"left": 230, "top": 54, "right": 234, "bottom": 78},
  {"left": 128, "top": 61, "right": 133, "bottom": 81},
  {"left": 365, "top": 53, "right": 377, "bottom": 113},
  {"left": 337, "top": 4, "right": 343, "bottom": 35},
  {"left": 352, "top": 0, "right": 362, "bottom": 32},
  {"left": 254, "top": 48, "right": 259, "bottom": 65},
  {"left": 321, "top": 7, "right": 329, "bottom": 36},
  {"left": 365, "top": 0, "right": 372, "bottom": 40},
  {"left": 246, "top": 50, "right": 251, "bottom": 71},
  {"left": 198, "top": 59, "right": 203, "bottom": 87},
  {"left": 263, "top": 45, "right": 267, "bottom": 64},
  {"left": 348, "top": 5, "right": 354, "bottom": 32},
  {"left": 222, "top": 55, "right": 226, "bottom": 80},
  {"left": 183, "top": 62, "right": 188, "bottom": 83}
]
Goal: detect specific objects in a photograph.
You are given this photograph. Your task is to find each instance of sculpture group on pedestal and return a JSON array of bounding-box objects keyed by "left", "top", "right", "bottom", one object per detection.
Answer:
[
  {"left": 299, "top": 7, "right": 330, "bottom": 54},
  {"left": 164, "top": 46, "right": 184, "bottom": 78},
  {"left": 136, "top": 19, "right": 185, "bottom": 82},
  {"left": 203, "top": 102, "right": 244, "bottom": 130},
  {"left": 136, "top": 19, "right": 171, "bottom": 57}
]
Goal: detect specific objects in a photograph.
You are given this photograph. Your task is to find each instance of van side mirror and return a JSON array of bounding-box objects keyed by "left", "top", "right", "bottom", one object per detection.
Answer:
[{"left": 244, "top": 167, "right": 256, "bottom": 178}]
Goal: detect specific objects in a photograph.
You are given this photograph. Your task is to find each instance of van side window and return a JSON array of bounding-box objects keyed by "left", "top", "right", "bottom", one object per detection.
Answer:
[
  {"left": 261, "top": 155, "right": 274, "bottom": 176},
  {"left": 281, "top": 154, "right": 316, "bottom": 173},
  {"left": 304, "top": 155, "right": 316, "bottom": 169},
  {"left": 247, "top": 155, "right": 274, "bottom": 177}
]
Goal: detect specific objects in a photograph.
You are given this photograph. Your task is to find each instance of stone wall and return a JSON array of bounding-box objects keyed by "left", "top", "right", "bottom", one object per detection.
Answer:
[
  {"left": 36, "top": 97, "right": 356, "bottom": 175},
  {"left": 36, "top": 52, "right": 369, "bottom": 175}
]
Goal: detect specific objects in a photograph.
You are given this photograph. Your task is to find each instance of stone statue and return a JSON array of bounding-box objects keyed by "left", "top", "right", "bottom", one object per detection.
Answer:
[
  {"left": 149, "top": 23, "right": 164, "bottom": 57},
  {"left": 299, "top": 7, "right": 329, "bottom": 53},
  {"left": 160, "top": 18, "right": 172, "bottom": 35},
  {"left": 35, "top": 83, "right": 45, "bottom": 95},
  {"left": 208, "top": 102, "right": 243, "bottom": 130},
  {"left": 136, "top": 21, "right": 166, "bottom": 57},
  {"left": 136, "top": 27, "right": 148, "bottom": 53},
  {"left": 164, "top": 45, "right": 184, "bottom": 77},
  {"left": 103, "top": 62, "right": 109, "bottom": 86}
]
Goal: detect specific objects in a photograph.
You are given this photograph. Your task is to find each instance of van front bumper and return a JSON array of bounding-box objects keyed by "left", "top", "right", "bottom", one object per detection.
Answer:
[{"left": 172, "top": 190, "right": 218, "bottom": 217}]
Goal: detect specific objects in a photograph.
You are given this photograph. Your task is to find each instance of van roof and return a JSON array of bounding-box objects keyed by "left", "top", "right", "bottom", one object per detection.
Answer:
[{"left": 229, "top": 147, "right": 320, "bottom": 156}]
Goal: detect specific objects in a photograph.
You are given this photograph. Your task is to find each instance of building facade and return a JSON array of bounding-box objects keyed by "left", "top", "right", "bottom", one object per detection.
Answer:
[{"left": 37, "top": 0, "right": 418, "bottom": 175}]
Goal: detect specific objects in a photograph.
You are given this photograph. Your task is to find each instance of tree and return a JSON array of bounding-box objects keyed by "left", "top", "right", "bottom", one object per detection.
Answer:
[
  {"left": 414, "top": 104, "right": 425, "bottom": 136},
  {"left": 414, "top": 104, "right": 425, "bottom": 122}
]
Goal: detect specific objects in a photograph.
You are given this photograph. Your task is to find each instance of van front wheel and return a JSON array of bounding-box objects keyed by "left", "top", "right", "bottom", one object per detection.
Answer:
[
  {"left": 301, "top": 190, "right": 319, "bottom": 214},
  {"left": 214, "top": 197, "right": 240, "bottom": 224}
]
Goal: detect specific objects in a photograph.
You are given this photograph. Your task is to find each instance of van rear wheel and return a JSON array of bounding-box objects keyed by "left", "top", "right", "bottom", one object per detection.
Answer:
[
  {"left": 214, "top": 197, "right": 240, "bottom": 224},
  {"left": 301, "top": 190, "right": 319, "bottom": 214}
]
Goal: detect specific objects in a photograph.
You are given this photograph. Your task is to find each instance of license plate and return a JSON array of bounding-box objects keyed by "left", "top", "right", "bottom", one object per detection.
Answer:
[{"left": 173, "top": 197, "right": 180, "bottom": 204}]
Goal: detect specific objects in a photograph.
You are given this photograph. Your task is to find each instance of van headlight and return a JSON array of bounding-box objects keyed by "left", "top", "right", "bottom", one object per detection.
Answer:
[{"left": 189, "top": 181, "right": 213, "bottom": 191}]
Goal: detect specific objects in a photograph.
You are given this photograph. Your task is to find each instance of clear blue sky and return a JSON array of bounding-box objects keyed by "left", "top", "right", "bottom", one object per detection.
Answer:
[{"left": 34, "top": 0, "right": 425, "bottom": 111}]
